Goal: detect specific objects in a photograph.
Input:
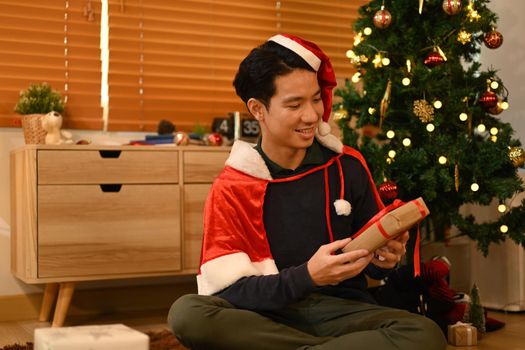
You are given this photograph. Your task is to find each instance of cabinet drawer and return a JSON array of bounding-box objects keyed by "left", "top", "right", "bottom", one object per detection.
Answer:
[
  {"left": 37, "top": 184, "right": 181, "bottom": 278},
  {"left": 38, "top": 150, "right": 178, "bottom": 184},
  {"left": 183, "top": 151, "right": 228, "bottom": 183}
]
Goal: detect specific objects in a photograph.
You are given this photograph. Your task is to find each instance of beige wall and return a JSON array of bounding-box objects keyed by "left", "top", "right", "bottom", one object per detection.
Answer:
[
  {"left": 480, "top": 1, "right": 525, "bottom": 140},
  {"left": 0, "top": 129, "right": 33, "bottom": 295},
  {"left": 1, "top": 0, "right": 524, "bottom": 298}
]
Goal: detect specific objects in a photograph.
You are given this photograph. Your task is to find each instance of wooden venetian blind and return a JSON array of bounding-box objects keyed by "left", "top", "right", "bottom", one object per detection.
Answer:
[
  {"left": 107, "top": 0, "right": 364, "bottom": 132},
  {"left": 278, "top": 0, "right": 367, "bottom": 79},
  {"left": 0, "top": 0, "right": 102, "bottom": 129},
  {"left": 107, "top": 0, "right": 276, "bottom": 132}
]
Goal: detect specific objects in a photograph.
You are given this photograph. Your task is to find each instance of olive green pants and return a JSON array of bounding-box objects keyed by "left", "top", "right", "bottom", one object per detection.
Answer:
[{"left": 168, "top": 293, "right": 446, "bottom": 350}]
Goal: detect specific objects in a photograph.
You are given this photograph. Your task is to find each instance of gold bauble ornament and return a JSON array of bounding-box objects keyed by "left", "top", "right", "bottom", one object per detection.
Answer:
[
  {"left": 509, "top": 147, "right": 525, "bottom": 167},
  {"left": 373, "top": 6, "right": 392, "bottom": 29},
  {"left": 333, "top": 107, "right": 349, "bottom": 122},
  {"left": 442, "top": 0, "right": 462, "bottom": 15},
  {"left": 413, "top": 99, "right": 435, "bottom": 123}
]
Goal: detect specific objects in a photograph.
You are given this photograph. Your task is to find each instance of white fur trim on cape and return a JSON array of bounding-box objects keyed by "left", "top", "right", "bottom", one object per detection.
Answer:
[
  {"left": 226, "top": 141, "right": 272, "bottom": 180},
  {"left": 334, "top": 199, "right": 352, "bottom": 216},
  {"left": 268, "top": 35, "right": 321, "bottom": 71},
  {"left": 197, "top": 252, "right": 278, "bottom": 295},
  {"left": 225, "top": 134, "right": 344, "bottom": 180}
]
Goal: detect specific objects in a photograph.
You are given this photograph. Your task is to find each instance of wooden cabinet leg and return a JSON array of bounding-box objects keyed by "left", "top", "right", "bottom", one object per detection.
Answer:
[
  {"left": 52, "top": 282, "right": 76, "bottom": 327},
  {"left": 39, "top": 283, "right": 59, "bottom": 322}
]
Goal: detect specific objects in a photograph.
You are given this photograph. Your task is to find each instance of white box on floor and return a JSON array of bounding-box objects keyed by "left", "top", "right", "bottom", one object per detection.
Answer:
[{"left": 34, "top": 324, "right": 149, "bottom": 350}]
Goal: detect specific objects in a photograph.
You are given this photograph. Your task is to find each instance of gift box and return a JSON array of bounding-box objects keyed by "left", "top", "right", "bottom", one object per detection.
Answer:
[
  {"left": 342, "top": 197, "right": 429, "bottom": 253},
  {"left": 34, "top": 324, "right": 149, "bottom": 350},
  {"left": 447, "top": 322, "right": 478, "bottom": 346}
]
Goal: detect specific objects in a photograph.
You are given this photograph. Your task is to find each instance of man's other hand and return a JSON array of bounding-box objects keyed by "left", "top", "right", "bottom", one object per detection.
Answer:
[{"left": 307, "top": 238, "right": 373, "bottom": 286}]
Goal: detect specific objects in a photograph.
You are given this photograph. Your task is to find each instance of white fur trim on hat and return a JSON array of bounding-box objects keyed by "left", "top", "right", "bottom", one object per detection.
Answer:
[
  {"left": 268, "top": 34, "right": 321, "bottom": 71},
  {"left": 334, "top": 199, "right": 352, "bottom": 216},
  {"left": 315, "top": 130, "right": 343, "bottom": 154},
  {"left": 318, "top": 121, "right": 331, "bottom": 136}
]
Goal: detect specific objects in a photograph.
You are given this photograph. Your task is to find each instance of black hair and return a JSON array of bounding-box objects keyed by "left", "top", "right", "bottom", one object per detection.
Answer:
[{"left": 233, "top": 40, "right": 315, "bottom": 109}]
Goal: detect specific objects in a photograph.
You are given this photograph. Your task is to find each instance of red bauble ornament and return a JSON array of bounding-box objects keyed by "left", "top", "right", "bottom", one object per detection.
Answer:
[
  {"left": 205, "top": 132, "right": 223, "bottom": 146},
  {"left": 479, "top": 91, "right": 498, "bottom": 108},
  {"left": 484, "top": 30, "right": 503, "bottom": 49},
  {"left": 442, "top": 0, "right": 462, "bottom": 15},
  {"left": 424, "top": 52, "right": 445, "bottom": 68},
  {"left": 378, "top": 180, "right": 399, "bottom": 201},
  {"left": 373, "top": 6, "right": 392, "bottom": 29}
]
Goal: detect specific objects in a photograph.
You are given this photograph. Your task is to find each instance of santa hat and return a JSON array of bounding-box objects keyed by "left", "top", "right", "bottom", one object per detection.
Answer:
[{"left": 268, "top": 34, "right": 337, "bottom": 136}]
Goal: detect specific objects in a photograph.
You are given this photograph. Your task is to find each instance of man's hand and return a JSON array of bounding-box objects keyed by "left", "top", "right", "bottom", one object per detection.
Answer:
[
  {"left": 307, "top": 238, "right": 373, "bottom": 286},
  {"left": 372, "top": 231, "right": 409, "bottom": 269}
]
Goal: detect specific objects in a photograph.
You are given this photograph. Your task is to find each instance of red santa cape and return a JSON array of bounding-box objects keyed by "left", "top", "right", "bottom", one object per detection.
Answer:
[{"left": 197, "top": 131, "right": 384, "bottom": 295}]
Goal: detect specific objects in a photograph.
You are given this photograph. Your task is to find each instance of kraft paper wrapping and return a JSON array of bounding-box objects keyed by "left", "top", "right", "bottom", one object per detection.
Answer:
[
  {"left": 447, "top": 322, "right": 478, "bottom": 346},
  {"left": 342, "top": 197, "right": 429, "bottom": 253}
]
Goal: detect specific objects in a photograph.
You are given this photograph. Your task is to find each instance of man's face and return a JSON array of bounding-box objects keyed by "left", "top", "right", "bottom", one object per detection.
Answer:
[{"left": 258, "top": 69, "right": 323, "bottom": 156}]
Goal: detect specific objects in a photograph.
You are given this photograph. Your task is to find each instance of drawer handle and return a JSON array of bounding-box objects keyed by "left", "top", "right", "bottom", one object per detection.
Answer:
[
  {"left": 99, "top": 150, "right": 122, "bottom": 158},
  {"left": 100, "top": 184, "right": 122, "bottom": 192}
]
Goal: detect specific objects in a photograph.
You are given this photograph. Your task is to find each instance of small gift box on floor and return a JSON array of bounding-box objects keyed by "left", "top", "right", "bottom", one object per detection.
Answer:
[
  {"left": 34, "top": 324, "right": 149, "bottom": 350},
  {"left": 448, "top": 321, "right": 478, "bottom": 346}
]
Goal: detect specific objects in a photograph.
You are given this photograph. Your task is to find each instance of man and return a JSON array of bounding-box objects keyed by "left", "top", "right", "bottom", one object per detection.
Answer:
[{"left": 168, "top": 34, "right": 446, "bottom": 350}]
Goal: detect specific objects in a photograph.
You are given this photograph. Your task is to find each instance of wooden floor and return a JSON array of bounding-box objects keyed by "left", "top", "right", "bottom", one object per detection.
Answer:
[{"left": 0, "top": 309, "right": 523, "bottom": 349}]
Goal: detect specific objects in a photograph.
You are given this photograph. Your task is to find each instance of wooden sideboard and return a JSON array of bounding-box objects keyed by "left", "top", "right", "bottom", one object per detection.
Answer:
[{"left": 10, "top": 144, "right": 230, "bottom": 326}]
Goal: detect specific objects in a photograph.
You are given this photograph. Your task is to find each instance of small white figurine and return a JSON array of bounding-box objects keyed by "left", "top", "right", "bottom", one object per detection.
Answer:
[{"left": 41, "top": 111, "right": 73, "bottom": 145}]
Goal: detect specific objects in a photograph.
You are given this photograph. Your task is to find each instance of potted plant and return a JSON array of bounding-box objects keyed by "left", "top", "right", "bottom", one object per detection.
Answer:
[{"left": 14, "top": 82, "right": 65, "bottom": 144}]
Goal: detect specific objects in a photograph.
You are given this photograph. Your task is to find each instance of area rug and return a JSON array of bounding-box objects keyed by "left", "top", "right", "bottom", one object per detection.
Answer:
[{"left": 0, "top": 330, "right": 188, "bottom": 350}]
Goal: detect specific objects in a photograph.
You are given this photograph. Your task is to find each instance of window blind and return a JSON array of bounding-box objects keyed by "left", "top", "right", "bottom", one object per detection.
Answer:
[
  {"left": 107, "top": 0, "right": 366, "bottom": 132},
  {"left": 0, "top": 0, "right": 364, "bottom": 131},
  {"left": 0, "top": 0, "right": 102, "bottom": 129},
  {"left": 107, "top": 0, "right": 277, "bottom": 131},
  {"left": 278, "top": 0, "right": 365, "bottom": 79}
]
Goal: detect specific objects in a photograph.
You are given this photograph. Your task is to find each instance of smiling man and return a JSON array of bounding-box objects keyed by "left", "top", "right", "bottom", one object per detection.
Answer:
[{"left": 168, "top": 34, "right": 446, "bottom": 350}]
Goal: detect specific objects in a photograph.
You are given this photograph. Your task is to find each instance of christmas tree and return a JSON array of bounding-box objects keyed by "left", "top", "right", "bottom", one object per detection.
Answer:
[
  {"left": 468, "top": 283, "right": 486, "bottom": 334},
  {"left": 336, "top": 0, "right": 525, "bottom": 254}
]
